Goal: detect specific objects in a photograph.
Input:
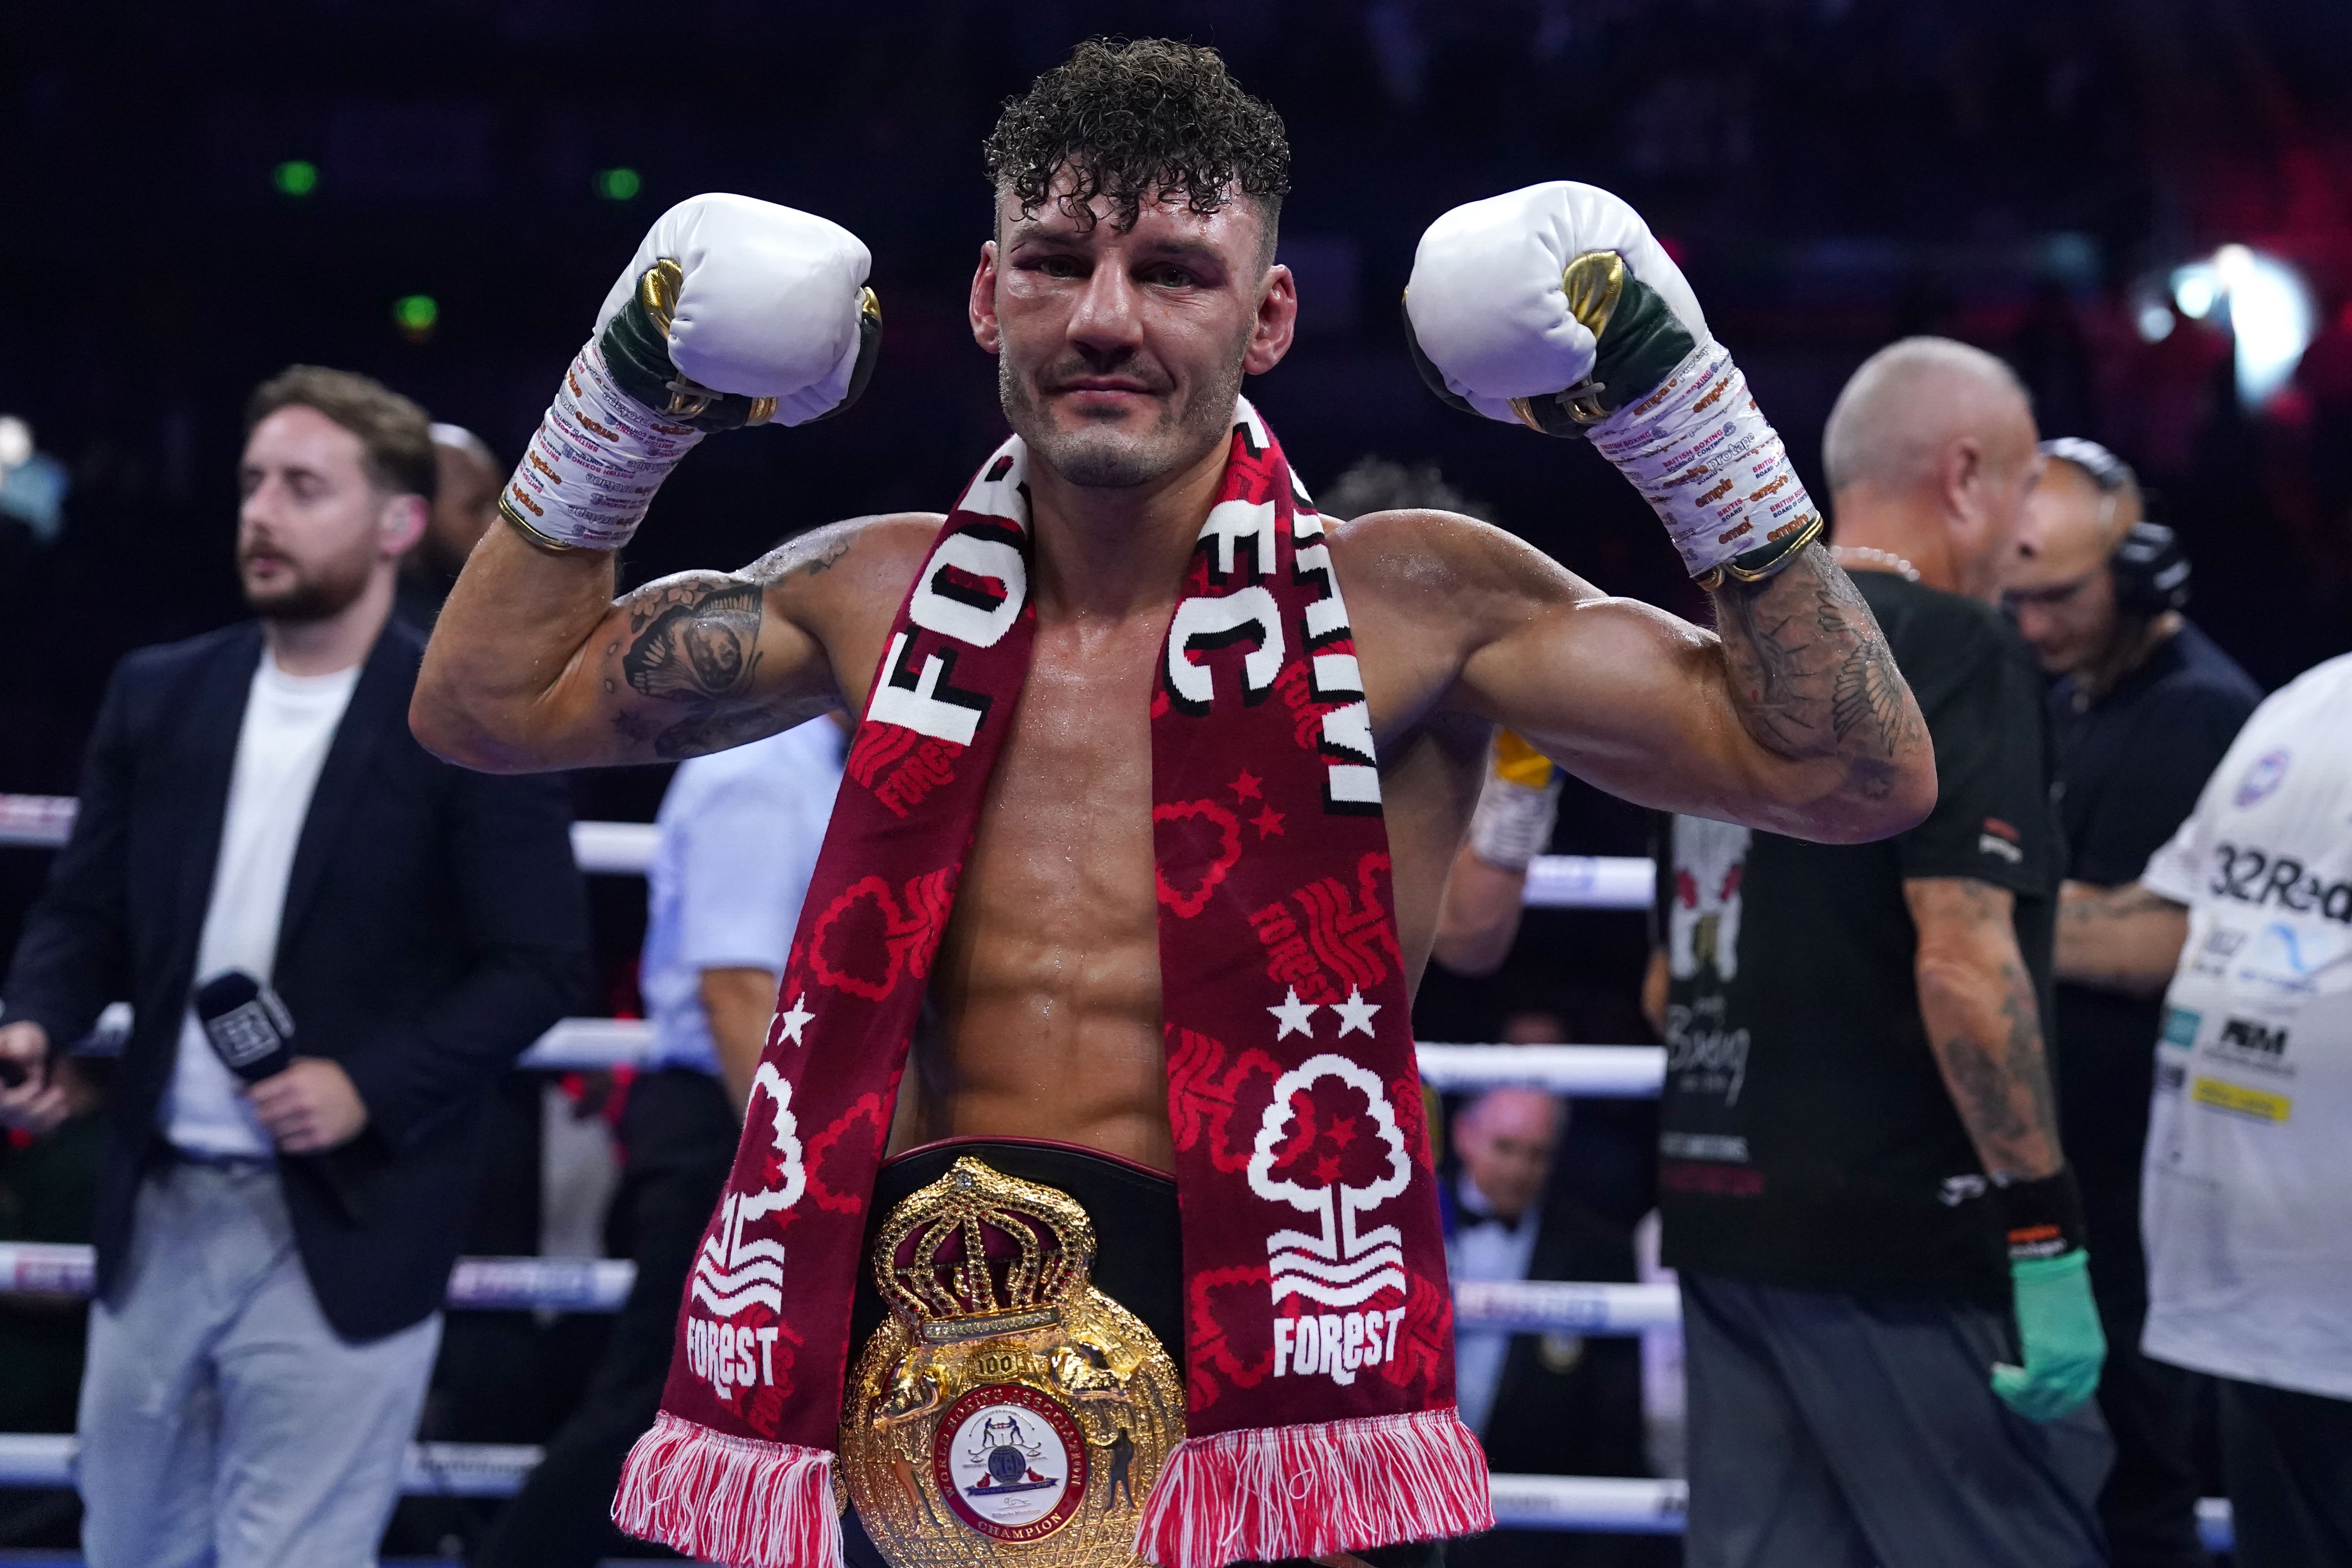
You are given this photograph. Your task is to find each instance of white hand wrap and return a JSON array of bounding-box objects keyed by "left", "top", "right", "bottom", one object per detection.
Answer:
[
  {"left": 1587, "top": 340, "right": 1816, "bottom": 580},
  {"left": 1468, "top": 772, "right": 1563, "bottom": 873},
  {"left": 502, "top": 341, "right": 701, "bottom": 552}
]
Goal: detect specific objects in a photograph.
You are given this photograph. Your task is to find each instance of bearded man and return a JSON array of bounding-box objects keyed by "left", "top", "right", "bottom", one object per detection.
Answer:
[
  {"left": 0, "top": 366, "right": 587, "bottom": 1568},
  {"left": 412, "top": 38, "right": 1932, "bottom": 1568}
]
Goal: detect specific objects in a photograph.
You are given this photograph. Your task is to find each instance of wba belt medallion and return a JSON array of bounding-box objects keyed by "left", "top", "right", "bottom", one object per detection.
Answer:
[{"left": 842, "top": 1157, "right": 1185, "bottom": 1568}]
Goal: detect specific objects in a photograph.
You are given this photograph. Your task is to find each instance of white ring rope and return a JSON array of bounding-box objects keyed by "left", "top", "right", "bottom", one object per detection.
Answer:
[
  {"left": 0, "top": 1242, "right": 1676, "bottom": 1330},
  {"left": 0, "top": 1430, "right": 2240, "bottom": 1546},
  {"left": 3, "top": 794, "right": 1655, "bottom": 906}
]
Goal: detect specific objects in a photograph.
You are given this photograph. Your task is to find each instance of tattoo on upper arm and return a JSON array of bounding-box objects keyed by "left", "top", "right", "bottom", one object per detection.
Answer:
[
  {"left": 1713, "top": 546, "right": 1922, "bottom": 786},
  {"left": 613, "top": 577, "right": 770, "bottom": 759}
]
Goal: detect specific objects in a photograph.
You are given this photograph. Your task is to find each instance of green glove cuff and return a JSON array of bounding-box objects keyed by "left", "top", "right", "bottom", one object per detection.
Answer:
[{"left": 1993, "top": 1247, "right": 2107, "bottom": 1422}]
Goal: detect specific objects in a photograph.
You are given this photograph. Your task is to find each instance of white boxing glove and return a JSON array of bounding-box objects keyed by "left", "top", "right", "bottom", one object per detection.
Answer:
[
  {"left": 501, "top": 194, "right": 881, "bottom": 552},
  {"left": 1406, "top": 182, "right": 1821, "bottom": 587},
  {"left": 593, "top": 194, "right": 875, "bottom": 423}
]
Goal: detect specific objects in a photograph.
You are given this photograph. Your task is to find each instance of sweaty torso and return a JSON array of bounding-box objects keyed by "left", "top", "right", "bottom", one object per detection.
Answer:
[{"left": 824, "top": 517, "right": 1490, "bottom": 1174}]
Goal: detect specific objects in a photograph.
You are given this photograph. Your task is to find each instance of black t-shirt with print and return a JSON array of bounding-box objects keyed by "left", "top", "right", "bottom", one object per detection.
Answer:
[{"left": 1653, "top": 573, "right": 2061, "bottom": 1302}]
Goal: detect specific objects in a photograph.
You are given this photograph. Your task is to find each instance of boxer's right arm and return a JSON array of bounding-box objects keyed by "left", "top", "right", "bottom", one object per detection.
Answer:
[
  {"left": 416, "top": 513, "right": 933, "bottom": 771},
  {"left": 413, "top": 193, "right": 919, "bottom": 771}
]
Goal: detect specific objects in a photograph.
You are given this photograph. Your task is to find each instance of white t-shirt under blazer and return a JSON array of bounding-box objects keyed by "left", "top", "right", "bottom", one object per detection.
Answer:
[{"left": 163, "top": 653, "right": 361, "bottom": 1158}]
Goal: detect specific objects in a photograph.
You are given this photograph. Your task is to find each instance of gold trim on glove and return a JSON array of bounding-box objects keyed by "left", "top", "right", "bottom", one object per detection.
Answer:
[
  {"left": 1509, "top": 251, "right": 1628, "bottom": 433},
  {"left": 1694, "top": 511, "right": 1826, "bottom": 592}
]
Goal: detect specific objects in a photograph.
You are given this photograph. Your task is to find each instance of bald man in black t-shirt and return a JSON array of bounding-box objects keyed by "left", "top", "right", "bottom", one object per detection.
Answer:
[{"left": 1649, "top": 340, "right": 2111, "bottom": 1568}]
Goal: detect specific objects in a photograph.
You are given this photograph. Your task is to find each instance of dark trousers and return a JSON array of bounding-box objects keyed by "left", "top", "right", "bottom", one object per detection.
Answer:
[
  {"left": 472, "top": 1069, "right": 735, "bottom": 1568},
  {"left": 2218, "top": 1376, "right": 2352, "bottom": 1568},
  {"left": 1680, "top": 1271, "right": 2112, "bottom": 1568},
  {"left": 2089, "top": 1289, "right": 2209, "bottom": 1568},
  {"left": 2082, "top": 1159, "right": 2209, "bottom": 1568}
]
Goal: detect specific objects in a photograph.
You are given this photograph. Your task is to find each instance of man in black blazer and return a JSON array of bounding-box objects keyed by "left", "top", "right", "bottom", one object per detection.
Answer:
[{"left": 0, "top": 367, "right": 587, "bottom": 1568}]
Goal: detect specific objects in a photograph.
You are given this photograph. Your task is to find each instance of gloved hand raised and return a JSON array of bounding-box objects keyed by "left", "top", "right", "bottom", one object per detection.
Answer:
[
  {"left": 1405, "top": 182, "right": 1821, "bottom": 590},
  {"left": 502, "top": 194, "right": 881, "bottom": 553},
  {"left": 1988, "top": 1167, "right": 2107, "bottom": 1422}
]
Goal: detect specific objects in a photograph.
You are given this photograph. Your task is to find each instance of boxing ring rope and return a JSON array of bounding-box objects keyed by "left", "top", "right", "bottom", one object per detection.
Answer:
[
  {"left": 0, "top": 1429, "right": 2240, "bottom": 1548},
  {"left": 3, "top": 794, "right": 1658, "bottom": 906},
  {"left": 0, "top": 798, "right": 2238, "bottom": 1547}
]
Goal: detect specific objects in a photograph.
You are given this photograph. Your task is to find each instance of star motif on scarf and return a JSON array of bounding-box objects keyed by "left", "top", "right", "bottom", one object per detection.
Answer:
[
  {"left": 775, "top": 992, "right": 815, "bottom": 1046},
  {"left": 1267, "top": 987, "right": 1320, "bottom": 1040},
  {"left": 1252, "top": 805, "right": 1286, "bottom": 838},
  {"left": 1332, "top": 987, "right": 1381, "bottom": 1038},
  {"left": 1231, "top": 770, "right": 1263, "bottom": 801}
]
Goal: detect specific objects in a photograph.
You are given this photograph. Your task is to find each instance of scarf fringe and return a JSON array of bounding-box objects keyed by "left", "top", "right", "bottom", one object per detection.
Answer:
[
  {"left": 611, "top": 1411, "right": 843, "bottom": 1568},
  {"left": 1135, "top": 1407, "right": 1494, "bottom": 1568}
]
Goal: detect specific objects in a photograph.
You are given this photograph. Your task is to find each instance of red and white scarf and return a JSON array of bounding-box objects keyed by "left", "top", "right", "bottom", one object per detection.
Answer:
[{"left": 614, "top": 400, "right": 1491, "bottom": 1568}]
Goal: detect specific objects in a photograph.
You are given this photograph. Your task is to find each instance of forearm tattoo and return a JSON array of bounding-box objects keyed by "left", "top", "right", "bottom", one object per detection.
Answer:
[
  {"left": 1712, "top": 544, "right": 1922, "bottom": 797},
  {"left": 1923, "top": 879, "right": 2062, "bottom": 1178},
  {"left": 1936, "top": 956, "right": 2061, "bottom": 1176}
]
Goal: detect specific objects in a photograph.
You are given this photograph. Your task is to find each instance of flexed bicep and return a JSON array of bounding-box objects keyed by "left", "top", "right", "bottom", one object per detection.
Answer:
[{"left": 1453, "top": 543, "right": 1932, "bottom": 844}]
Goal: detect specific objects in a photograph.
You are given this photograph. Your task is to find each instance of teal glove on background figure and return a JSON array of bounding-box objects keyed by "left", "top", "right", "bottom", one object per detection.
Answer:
[{"left": 1989, "top": 1166, "right": 2107, "bottom": 1421}]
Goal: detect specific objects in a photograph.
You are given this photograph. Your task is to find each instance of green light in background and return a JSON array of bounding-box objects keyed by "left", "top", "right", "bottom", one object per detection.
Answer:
[
  {"left": 273, "top": 160, "right": 320, "bottom": 197},
  {"left": 393, "top": 295, "right": 439, "bottom": 336},
  {"left": 594, "top": 167, "right": 643, "bottom": 201}
]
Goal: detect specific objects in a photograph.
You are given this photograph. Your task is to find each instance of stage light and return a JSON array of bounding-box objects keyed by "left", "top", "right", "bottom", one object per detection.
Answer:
[
  {"left": 595, "top": 168, "right": 642, "bottom": 201},
  {"left": 273, "top": 160, "right": 319, "bottom": 197},
  {"left": 2172, "top": 266, "right": 2218, "bottom": 320},
  {"left": 2136, "top": 301, "right": 2176, "bottom": 343},
  {"left": 394, "top": 295, "right": 439, "bottom": 338},
  {"left": 2222, "top": 249, "right": 2314, "bottom": 409},
  {"left": 0, "top": 416, "right": 29, "bottom": 472}
]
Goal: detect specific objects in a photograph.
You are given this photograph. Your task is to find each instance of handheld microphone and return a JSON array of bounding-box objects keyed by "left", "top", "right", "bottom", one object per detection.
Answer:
[
  {"left": 193, "top": 971, "right": 297, "bottom": 1084},
  {"left": 191, "top": 970, "right": 361, "bottom": 1220}
]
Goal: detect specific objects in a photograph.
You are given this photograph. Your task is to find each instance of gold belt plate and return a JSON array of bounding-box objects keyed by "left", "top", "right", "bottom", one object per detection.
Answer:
[{"left": 841, "top": 1157, "right": 1185, "bottom": 1568}]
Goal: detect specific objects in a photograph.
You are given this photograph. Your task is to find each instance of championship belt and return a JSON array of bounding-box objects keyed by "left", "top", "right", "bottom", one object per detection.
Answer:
[{"left": 841, "top": 1142, "right": 1187, "bottom": 1568}]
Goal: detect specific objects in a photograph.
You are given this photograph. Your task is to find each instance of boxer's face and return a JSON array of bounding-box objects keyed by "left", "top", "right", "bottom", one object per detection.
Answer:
[
  {"left": 972, "top": 173, "right": 1296, "bottom": 490},
  {"left": 238, "top": 406, "right": 420, "bottom": 622}
]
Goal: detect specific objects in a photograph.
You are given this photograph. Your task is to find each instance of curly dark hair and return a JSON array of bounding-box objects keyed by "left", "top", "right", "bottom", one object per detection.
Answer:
[{"left": 984, "top": 38, "right": 1290, "bottom": 258}]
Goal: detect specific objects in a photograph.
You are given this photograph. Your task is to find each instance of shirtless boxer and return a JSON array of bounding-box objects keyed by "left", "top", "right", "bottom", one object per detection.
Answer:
[{"left": 412, "top": 37, "right": 1932, "bottom": 1568}]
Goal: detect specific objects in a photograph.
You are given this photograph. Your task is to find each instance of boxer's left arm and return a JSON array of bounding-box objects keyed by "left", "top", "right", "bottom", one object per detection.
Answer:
[
  {"left": 1346, "top": 511, "right": 1930, "bottom": 843},
  {"left": 1400, "top": 182, "right": 1931, "bottom": 842}
]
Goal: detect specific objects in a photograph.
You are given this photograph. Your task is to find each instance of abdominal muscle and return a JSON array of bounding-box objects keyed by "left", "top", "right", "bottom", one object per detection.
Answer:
[{"left": 887, "top": 624, "right": 1178, "bottom": 1173}]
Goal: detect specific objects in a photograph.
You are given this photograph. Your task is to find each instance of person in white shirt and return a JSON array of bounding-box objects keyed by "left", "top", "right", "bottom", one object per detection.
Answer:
[
  {"left": 475, "top": 712, "right": 844, "bottom": 1568},
  {"left": 2056, "top": 652, "right": 2352, "bottom": 1566},
  {"left": 0, "top": 367, "right": 587, "bottom": 1568}
]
